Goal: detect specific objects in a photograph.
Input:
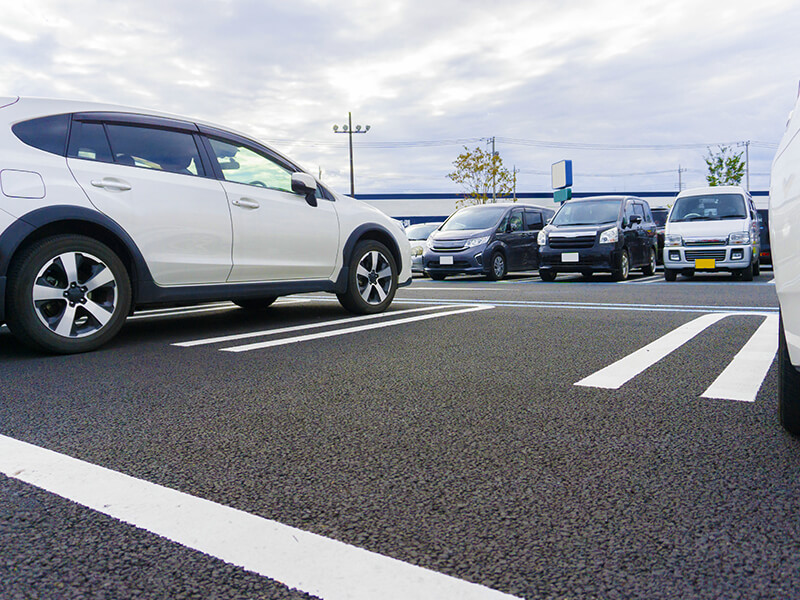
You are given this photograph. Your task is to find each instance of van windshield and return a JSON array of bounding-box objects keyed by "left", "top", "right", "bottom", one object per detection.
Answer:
[
  {"left": 551, "top": 200, "right": 621, "bottom": 226},
  {"left": 671, "top": 194, "right": 747, "bottom": 222},
  {"left": 440, "top": 206, "right": 507, "bottom": 231}
]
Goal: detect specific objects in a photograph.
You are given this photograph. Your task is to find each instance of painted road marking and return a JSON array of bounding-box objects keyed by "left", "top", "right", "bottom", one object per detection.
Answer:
[
  {"left": 173, "top": 304, "right": 456, "bottom": 348},
  {"left": 701, "top": 314, "right": 779, "bottom": 402},
  {"left": 575, "top": 313, "right": 729, "bottom": 389},
  {"left": 0, "top": 435, "right": 519, "bottom": 600},
  {"left": 221, "top": 304, "right": 495, "bottom": 352},
  {"left": 622, "top": 275, "right": 664, "bottom": 284}
]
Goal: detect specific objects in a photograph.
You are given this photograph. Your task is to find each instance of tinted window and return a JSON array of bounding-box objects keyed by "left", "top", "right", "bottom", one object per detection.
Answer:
[
  {"left": 12, "top": 114, "right": 70, "bottom": 156},
  {"left": 651, "top": 209, "right": 668, "bottom": 227},
  {"left": 105, "top": 124, "right": 204, "bottom": 176},
  {"left": 440, "top": 206, "right": 508, "bottom": 231},
  {"left": 509, "top": 210, "right": 524, "bottom": 232},
  {"left": 524, "top": 210, "right": 543, "bottom": 230},
  {"left": 551, "top": 200, "right": 621, "bottom": 226},
  {"left": 67, "top": 122, "right": 113, "bottom": 163}
]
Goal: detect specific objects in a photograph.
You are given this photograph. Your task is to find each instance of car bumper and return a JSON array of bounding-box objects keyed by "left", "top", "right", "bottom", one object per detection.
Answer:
[
  {"left": 423, "top": 248, "right": 487, "bottom": 276},
  {"left": 663, "top": 246, "right": 754, "bottom": 271},
  {"left": 411, "top": 254, "right": 424, "bottom": 273},
  {"left": 539, "top": 246, "right": 621, "bottom": 272}
]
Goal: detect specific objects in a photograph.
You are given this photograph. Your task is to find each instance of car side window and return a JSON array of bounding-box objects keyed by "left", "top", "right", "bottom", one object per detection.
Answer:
[
  {"left": 524, "top": 209, "right": 543, "bottom": 230},
  {"left": 67, "top": 121, "right": 114, "bottom": 163},
  {"left": 208, "top": 138, "right": 294, "bottom": 193},
  {"left": 633, "top": 203, "right": 646, "bottom": 220},
  {"left": 13, "top": 114, "right": 71, "bottom": 156},
  {"left": 104, "top": 124, "right": 205, "bottom": 176},
  {"left": 509, "top": 210, "right": 524, "bottom": 232}
]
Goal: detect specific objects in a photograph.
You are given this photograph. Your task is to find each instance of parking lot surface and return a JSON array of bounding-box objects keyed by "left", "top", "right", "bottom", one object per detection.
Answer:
[{"left": 2, "top": 269, "right": 796, "bottom": 600}]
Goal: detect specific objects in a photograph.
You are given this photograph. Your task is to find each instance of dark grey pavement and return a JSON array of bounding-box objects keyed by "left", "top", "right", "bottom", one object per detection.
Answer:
[{"left": 2, "top": 270, "right": 796, "bottom": 600}]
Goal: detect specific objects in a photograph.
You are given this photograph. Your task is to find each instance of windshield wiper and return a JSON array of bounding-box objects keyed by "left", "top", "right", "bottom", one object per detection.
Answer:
[{"left": 719, "top": 214, "right": 747, "bottom": 219}]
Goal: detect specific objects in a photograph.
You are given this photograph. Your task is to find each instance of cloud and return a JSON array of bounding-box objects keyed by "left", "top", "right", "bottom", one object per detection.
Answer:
[{"left": 0, "top": 0, "right": 797, "bottom": 193}]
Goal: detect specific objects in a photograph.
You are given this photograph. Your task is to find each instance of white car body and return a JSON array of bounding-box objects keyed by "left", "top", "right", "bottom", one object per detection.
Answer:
[
  {"left": 663, "top": 185, "right": 760, "bottom": 279},
  {"left": 0, "top": 96, "right": 411, "bottom": 353},
  {"left": 771, "top": 95, "right": 800, "bottom": 368}
]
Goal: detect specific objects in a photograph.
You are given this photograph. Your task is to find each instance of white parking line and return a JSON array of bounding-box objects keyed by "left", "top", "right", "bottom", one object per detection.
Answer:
[
  {"left": 575, "top": 313, "right": 730, "bottom": 389},
  {"left": 622, "top": 275, "right": 664, "bottom": 284},
  {"left": 701, "top": 314, "right": 779, "bottom": 402},
  {"left": 173, "top": 304, "right": 455, "bottom": 348},
  {"left": 0, "top": 435, "right": 520, "bottom": 600},
  {"left": 222, "top": 304, "right": 495, "bottom": 353}
]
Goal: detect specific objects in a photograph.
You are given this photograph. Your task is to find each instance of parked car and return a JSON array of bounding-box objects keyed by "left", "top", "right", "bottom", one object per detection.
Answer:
[
  {"left": 537, "top": 195, "right": 658, "bottom": 281},
  {"left": 663, "top": 186, "right": 760, "bottom": 281},
  {"left": 0, "top": 97, "right": 411, "bottom": 353},
  {"left": 405, "top": 221, "right": 443, "bottom": 274},
  {"left": 769, "top": 89, "right": 800, "bottom": 435},
  {"left": 423, "top": 203, "right": 554, "bottom": 280},
  {"left": 651, "top": 207, "right": 669, "bottom": 264},
  {"left": 756, "top": 209, "right": 772, "bottom": 264}
]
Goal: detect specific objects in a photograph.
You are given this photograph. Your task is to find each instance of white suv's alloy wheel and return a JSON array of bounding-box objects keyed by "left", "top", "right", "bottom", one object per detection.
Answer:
[
  {"left": 356, "top": 250, "right": 393, "bottom": 305},
  {"left": 32, "top": 251, "right": 118, "bottom": 338}
]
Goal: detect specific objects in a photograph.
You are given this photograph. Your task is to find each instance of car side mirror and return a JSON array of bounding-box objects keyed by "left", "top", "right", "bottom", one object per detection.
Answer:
[
  {"left": 630, "top": 215, "right": 642, "bottom": 225},
  {"left": 291, "top": 172, "right": 318, "bottom": 207}
]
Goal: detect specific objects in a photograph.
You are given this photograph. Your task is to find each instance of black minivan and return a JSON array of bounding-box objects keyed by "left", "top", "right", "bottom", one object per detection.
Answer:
[
  {"left": 423, "top": 203, "right": 555, "bottom": 280},
  {"left": 538, "top": 195, "right": 658, "bottom": 281}
]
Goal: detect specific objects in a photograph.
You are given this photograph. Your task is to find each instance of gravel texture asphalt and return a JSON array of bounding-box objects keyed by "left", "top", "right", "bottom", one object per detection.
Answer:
[{"left": 2, "top": 270, "right": 796, "bottom": 600}]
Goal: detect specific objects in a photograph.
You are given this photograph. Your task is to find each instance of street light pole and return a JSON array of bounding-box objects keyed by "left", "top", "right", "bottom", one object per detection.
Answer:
[{"left": 333, "top": 112, "right": 370, "bottom": 197}]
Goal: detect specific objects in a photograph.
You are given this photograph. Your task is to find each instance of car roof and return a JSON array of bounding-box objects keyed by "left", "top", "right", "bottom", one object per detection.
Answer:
[
  {"left": 677, "top": 186, "right": 747, "bottom": 198},
  {"left": 6, "top": 96, "right": 307, "bottom": 173}
]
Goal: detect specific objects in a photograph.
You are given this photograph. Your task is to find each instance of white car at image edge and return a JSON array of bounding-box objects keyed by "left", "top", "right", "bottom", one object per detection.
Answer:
[
  {"left": 0, "top": 96, "right": 411, "bottom": 353},
  {"left": 770, "top": 88, "right": 800, "bottom": 435}
]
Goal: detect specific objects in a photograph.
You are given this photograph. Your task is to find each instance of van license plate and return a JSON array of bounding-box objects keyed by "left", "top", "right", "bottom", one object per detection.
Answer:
[
  {"left": 695, "top": 258, "right": 715, "bottom": 269},
  {"left": 561, "top": 252, "right": 579, "bottom": 263},
  {"left": 440, "top": 255, "right": 454, "bottom": 265}
]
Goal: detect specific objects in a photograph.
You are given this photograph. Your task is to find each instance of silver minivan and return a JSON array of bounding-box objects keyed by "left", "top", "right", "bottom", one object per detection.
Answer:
[{"left": 663, "top": 186, "right": 761, "bottom": 281}]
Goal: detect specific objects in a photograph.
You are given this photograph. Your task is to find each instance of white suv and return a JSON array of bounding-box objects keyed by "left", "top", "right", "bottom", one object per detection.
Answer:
[
  {"left": 770, "top": 90, "right": 800, "bottom": 435},
  {"left": 0, "top": 97, "right": 411, "bottom": 353}
]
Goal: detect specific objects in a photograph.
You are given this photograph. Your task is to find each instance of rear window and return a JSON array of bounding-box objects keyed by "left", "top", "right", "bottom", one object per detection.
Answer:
[{"left": 12, "top": 114, "right": 71, "bottom": 156}]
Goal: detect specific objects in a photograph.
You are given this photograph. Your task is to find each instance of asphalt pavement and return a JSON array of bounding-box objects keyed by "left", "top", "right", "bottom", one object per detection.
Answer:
[{"left": 1, "top": 268, "right": 796, "bottom": 600}]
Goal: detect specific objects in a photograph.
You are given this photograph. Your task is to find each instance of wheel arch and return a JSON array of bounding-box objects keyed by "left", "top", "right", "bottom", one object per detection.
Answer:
[
  {"left": 1, "top": 206, "right": 152, "bottom": 308},
  {"left": 335, "top": 223, "right": 403, "bottom": 292}
]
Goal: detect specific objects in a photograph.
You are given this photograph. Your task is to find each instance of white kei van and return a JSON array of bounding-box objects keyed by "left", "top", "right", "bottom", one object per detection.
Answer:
[{"left": 663, "top": 186, "right": 761, "bottom": 281}]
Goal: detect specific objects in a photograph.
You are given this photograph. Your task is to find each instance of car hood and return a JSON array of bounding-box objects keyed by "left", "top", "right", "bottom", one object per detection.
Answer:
[
  {"left": 546, "top": 224, "right": 612, "bottom": 235},
  {"left": 431, "top": 229, "right": 491, "bottom": 241},
  {"left": 667, "top": 219, "right": 747, "bottom": 239}
]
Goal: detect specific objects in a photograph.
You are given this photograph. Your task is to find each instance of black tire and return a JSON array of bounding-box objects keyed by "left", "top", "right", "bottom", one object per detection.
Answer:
[
  {"left": 642, "top": 247, "right": 656, "bottom": 276},
  {"left": 779, "top": 311, "right": 800, "bottom": 436},
  {"left": 739, "top": 263, "right": 754, "bottom": 282},
  {"left": 428, "top": 272, "right": 447, "bottom": 281},
  {"left": 234, "top": 297, "right": 278, "bottom": 310},
  {"left": 683, "top": 270, "right": 695, "bottom": 278},
  {"left": 337, "top": 240, "right": 397, "bottom": 314},
  {"left": 581, "top": 270, "right": 593, "bottom": 278},
  {"left": 664, "top": 269, "right": 678, "bottom": 282},
  {"left": 753, "top": 259, "right": 761, "bottom": 277},
  {"left": 539, "top": 269, "right": 557, "bottom": 282},
  {"left": 6, "top": 235, "right": 131, "bottom": 354},
  {"left": 612, "top": 249, "right": 630, "bottom": 281},
  {"left": 487, "top": 251, "right": 507, "bottom": 281}
]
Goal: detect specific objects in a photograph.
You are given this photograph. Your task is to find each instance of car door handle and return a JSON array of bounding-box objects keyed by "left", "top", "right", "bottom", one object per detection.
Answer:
[
  {"left": 90, "top": 178, "right": 131, "bottom": 192},
  {"left": 232, "top": 198, "right": 260, "bottom": 209}
]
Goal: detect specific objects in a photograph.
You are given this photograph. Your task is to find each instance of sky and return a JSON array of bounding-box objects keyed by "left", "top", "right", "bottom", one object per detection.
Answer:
[{"left": 2, "top": 0, "right": 799, "bottom": 196}]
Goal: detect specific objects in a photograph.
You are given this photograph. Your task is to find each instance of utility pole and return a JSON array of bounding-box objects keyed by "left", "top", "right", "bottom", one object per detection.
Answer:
[
  {"left": 745, "top": 140, "right": 750, "bottom": 192},
  {"left": 332, "top": 112, "right": 370, "bottom": 196},
  {"left": 485, "top": 136, "right": 498, "bottom": 202},
  {"left": 512, "top": 165, "right": 519, "bottom": 201},
  {"left": 678, "top": 165, "right": 687, "bottom": 191}
]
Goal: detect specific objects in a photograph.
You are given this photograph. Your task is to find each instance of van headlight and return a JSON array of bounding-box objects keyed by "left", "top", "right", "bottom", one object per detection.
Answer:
[
  {"left": 537, "top": 230, "right": 547, "bottom": 246},
  {"left": 599, "top": 227, "right": 618, "bottom": 244},
  {"left": 665, "top": 234, "right": 683, "bottom": 247},
  {"left": 465, "top": 235, "right": 490, "bottom": 248},
  {"left": 411, "top": 245, "right": 423, "bottom": 257},
  {"left": 728, "top": 231, "right": 750, "bottom": 245}
]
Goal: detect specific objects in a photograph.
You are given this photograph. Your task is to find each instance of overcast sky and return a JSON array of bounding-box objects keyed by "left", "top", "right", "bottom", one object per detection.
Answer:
[{"left": 2, "top": 0, "right": 799, "bottom": 196}]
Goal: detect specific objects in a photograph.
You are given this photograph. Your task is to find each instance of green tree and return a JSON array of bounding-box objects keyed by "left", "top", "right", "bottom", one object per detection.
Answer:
[
  {"left": 447, "top": 146, "right": 514, "bottom": 206},
  {"left": 704, "top": 145, "right": 745, "bottom": 186}
]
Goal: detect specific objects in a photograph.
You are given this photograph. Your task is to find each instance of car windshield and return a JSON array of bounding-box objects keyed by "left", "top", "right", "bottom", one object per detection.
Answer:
[
  {"left": 651, "top": 210, "right": 668, "bottom": 227},
  {"left": 405, "top": 223, "right": 440, "bottom": 240},
  {"left": 551, "top": 200, "right": 621, "bottom": 226},
  {"left": 670, "top": 194, "right": 747, "bottom": 222},
  {"left": 440, "top": 206, "right": 507, "bottom": 231}
]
